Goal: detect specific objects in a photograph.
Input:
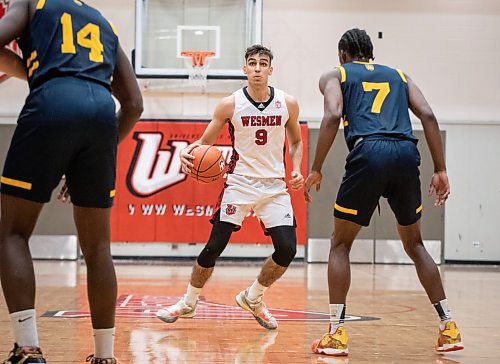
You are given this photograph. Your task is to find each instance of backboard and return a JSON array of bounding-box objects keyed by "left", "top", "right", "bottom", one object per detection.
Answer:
[{"left": 135, "top": 0, "right": 262, "bottom": 79}]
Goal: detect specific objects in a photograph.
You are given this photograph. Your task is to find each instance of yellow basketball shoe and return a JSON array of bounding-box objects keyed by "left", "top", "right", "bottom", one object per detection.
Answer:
[
  {"left": 311, "top": 325, "right": 348, "bottom": 356},
  {"left": 85, "top": 355, "right": 116, "bottom": 364},
  {"left": 436, "top": 320, "right": 464, "bottom": 352},
  {"left": 2, "top": 343, "right": 46, "bottom": 363},
  {"left": 235, "top": 289, "right": 278, "bottom": 330}
]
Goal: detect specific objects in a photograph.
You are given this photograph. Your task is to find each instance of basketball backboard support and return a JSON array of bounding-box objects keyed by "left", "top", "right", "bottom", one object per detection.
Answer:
[{"left": 135, "top": 0, "right": 262, "bottom": 80}]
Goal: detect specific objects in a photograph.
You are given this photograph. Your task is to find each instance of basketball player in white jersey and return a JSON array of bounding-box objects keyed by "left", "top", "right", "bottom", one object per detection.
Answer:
[{"left": 157, "top": 45, "right": 303, "bottom": 330}]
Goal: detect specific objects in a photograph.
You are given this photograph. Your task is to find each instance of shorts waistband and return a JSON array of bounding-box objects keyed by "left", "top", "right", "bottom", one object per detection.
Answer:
[
  {"left": 230, "top": 173, "right": 285, "bottom": 181},
  {"left": 352, "top": 134, "right": 417, "bottom": 149}
]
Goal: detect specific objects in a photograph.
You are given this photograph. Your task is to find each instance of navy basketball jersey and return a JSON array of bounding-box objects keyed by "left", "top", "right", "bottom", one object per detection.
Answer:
[
  {"left": 336, "top": 62, "right": 417, "bottom": 150},
  {"left": 18, "top": 0, "right": 119, "bottom": 90}
]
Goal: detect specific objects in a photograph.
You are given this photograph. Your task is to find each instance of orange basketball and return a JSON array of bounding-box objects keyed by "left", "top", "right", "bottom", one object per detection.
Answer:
[{"left": 190, "top": 145, "right": 226, "bottom": 183}]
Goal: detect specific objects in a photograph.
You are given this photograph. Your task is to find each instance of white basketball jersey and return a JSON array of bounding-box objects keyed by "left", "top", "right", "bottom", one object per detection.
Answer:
[{"left": 228, "top": 86, "right": 289, "bottom": 178}]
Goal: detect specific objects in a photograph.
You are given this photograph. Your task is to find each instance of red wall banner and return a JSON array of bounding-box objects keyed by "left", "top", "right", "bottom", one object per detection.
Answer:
[{"left": 111, "top": 120, "right": 308, "bottom": 245}]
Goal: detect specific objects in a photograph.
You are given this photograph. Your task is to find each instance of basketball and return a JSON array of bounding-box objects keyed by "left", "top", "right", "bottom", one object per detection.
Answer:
[
  {"left": 190, "top": 145, "right": 226, "bottom": 183},
  {"left": 311, "top": 339, "right": 320, "bottom": 353}
]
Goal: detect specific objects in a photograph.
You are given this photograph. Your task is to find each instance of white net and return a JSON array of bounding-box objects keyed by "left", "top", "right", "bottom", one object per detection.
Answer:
[{"left": 181, "top": 51, "right": 215, "bottom": 87}]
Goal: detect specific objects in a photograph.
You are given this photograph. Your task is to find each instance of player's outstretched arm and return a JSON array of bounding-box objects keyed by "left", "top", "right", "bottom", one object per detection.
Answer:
[
  {"left": 406, "top": 74, "right": 449, "bottom": 206},
  {"left": 180, "top": 95, "right": 234, "bottom": 174},
  {"left": 0, "top": 47, "right": 26, "bottom": 80},
  {"left": 285, "top": 94, "right": 304, "bottom": 190},
  {"left": 0, "top": 0, "right": 29, "bottom": 48},
  {"left": 111, "top": 45, "right": 144, "bottom": 143},
  {"left": 304, "top": 69, "right": 342, "bottom": 202}
]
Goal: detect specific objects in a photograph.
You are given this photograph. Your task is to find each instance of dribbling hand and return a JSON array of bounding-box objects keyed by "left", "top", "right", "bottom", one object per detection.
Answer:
[
  {"left": 428, "top": 171, "right": 450, "bottom": 206},
  {"left": 289, "top": 171, "right": 304, "bottom": 190},
  {"left": 180, "top": 142, "right": 200, "bottom": 174},
  {"left": 304, "top": 170, "right": 322, "bottom": 203}
]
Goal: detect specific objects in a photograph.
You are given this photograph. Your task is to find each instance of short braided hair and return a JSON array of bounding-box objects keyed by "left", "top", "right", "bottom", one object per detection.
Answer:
[{"left": 338, "top": 28, "right": 374, "bottom": 61}]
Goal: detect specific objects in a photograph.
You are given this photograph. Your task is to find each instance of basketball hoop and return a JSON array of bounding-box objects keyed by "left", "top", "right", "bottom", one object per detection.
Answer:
[{"left": 181, "top": 51, "right": 215, "bottom": 86}]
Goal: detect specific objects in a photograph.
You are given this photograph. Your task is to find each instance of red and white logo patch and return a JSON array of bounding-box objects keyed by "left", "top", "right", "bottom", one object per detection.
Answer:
[
  {"left": 225, "top": 204, "right": 237, "bottom": 215},
  {"left": 275, "top": 100, "right": 281, "bottom": 109}
]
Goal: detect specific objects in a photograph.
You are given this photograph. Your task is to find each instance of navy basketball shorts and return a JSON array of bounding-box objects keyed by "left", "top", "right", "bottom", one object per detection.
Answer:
[
  {"left": 334, "top": 137, "right": 422, "bottom": 226},
  {"left": 0, "top": 78, "right": 118, "bottom": 208}
]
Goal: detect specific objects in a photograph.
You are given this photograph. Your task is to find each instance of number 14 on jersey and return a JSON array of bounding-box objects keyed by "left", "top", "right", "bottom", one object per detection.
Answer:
[{"left": 61, "top": 12, "right": 104, "bottom": 63}]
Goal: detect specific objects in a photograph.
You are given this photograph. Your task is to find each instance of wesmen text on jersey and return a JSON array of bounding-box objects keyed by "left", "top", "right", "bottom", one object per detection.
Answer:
[{"left": 228, "top": 86, "right": 289, "bottom": 178}]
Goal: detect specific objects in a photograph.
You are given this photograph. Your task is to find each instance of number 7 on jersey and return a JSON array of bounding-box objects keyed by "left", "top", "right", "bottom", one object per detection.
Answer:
[{"left": 362, "top": 82, "right": 390, "bottom": 113}]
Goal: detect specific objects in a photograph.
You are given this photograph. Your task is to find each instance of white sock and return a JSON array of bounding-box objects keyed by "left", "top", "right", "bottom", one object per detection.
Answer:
[
  {"left": 329, "top": 304, "right": 345, "bottom": 333},
  {"left": 10, "top": 309, "right": 39, "bottom": 347},
  {"left": 93, "top": 328, "right": 115, "bottom": 359},
  {"left": 433, "top": 299, "right": 452, "bottom": 330},
  {"left": 247, "top": 280, "right": 268, "bottom": 301},
  {"left": 185, "top": 283, "right": 202, "bottom": 306}
]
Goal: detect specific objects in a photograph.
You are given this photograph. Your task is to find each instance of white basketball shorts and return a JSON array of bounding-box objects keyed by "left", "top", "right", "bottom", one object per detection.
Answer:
[{"left": 218, "top": 174, "right": 294, "bottom": 228}]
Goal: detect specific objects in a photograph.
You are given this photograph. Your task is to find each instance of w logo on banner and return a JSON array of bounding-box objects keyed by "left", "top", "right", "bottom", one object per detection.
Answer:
[
  {"left": 0, "top": 0, "right": 22, "bottom": 83},
  {"left": 127, "top": 132, "right": 189, "bottom": 197}
]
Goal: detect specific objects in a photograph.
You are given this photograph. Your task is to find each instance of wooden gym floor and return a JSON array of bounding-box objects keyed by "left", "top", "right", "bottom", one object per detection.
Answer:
[{"left": 0, "top": 260, "right": 499, "bottom": 363}]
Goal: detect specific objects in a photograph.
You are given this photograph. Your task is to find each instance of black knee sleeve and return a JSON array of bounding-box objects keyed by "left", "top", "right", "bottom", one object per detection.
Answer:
[
  {"left": 197, "top": 210, "right": 235, "bottom": 268},
  {"left": 268, "top": 225, "right": 297, "bottom": 267}
]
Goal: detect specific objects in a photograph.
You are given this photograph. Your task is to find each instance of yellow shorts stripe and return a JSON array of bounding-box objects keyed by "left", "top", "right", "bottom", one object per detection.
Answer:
[
  {"left": 334, "top": 203, "right": 358, "bottom": 216},
  {"left": 416, "top": 204, "right": 423, "bottom": 214},
  {"left": 0, "top": 176, "right": 32, "bottom": 191},
  {"left": 110, "top": 189, "right": 116, "bottom": 198}
]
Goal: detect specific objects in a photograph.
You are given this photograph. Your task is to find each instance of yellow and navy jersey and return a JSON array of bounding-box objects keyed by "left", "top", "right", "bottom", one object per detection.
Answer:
[
  {"left": 337, "top": 61, "right": 417, "bottom": 150},
  {"left": 18, "top": 0, "right": 119, "bottom": 90}
]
